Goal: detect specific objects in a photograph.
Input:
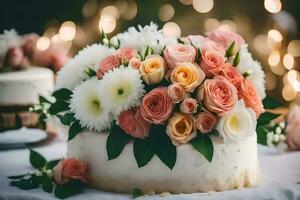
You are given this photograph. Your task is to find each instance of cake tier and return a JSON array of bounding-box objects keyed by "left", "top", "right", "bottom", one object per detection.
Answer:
[
  {"left": 0, "top": 67, "right": 54, "bottom": 106},
  {"left": 67, "top": 131, "right": 262, "bottom": 193}
]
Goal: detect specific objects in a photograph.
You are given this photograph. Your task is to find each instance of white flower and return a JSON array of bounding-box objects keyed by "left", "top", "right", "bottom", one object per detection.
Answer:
[
  {"left": 237, "top": 45, "right": 266, "bottom": 99},
  {"left": 216, "top": 100, "right": 257, "bottom": 143},
  {"left": 116, "top": 22, "right": 177, "bottom": 55},
  {"left": 0, "top": 29, "right": 22, "bottom": 57},
  {"left": 56, "top": 44, "right": 115, "bottom": 90},
  {"left": 70, "top": 78, "right": 112, "bottom": 131},
  {"left": 101, "top": 66, "right": 145, "bottom": 116}
]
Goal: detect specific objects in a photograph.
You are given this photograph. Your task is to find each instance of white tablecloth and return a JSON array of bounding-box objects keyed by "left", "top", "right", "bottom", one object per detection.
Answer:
[{"left": 0, "top": 135, "right": 300, "bottom": 200}]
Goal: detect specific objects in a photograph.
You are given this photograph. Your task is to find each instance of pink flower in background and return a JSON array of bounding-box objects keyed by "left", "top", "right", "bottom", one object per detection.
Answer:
[
  {"left": 200, "top": 50, "right": 225, "bottom": 77},
  {"left": 238, "top": 79, "right": 264, "bottom": 117},
  {"left": 6, "top": 47, "right": 25, "bottom": 69},
  {"left": 196, "top": 111, "right": 217, "bottom": 133},
  {"left": 180, "top": 98, "right": 198, "bottom": 114},
  {"left": 129, "top": 57, "right": 141, "bottom": 69},
  {"left": 187, "top": 35, "right": 225, "bottom": 54},
  {"left": 198, "top": 76, "right": 238, "bottom": 116},
  {"left": 118, "top": 108, "right": 151, "bottom": 139},
  {"left": 285, "top": 105, "right": 300, "bottom": 150},
  {"left": 163, "top": 44, "right": 196, "bottom": 68},
  {"left": 116, "top": 47, "right": 136, "bottom": 63},
  {"left": 207, "top": 28, "right": 245, "bottom": 51},
  {"left": 167, "top": 83, "right": 187, "bottom": 103},
  {"left": 140, "top": 87, "right": 174, "bottom": 124},
  {"left": 22, "top": 33, "right": 39, "bottom": 57},
  {"left": 220, "top": 63, "right": 243, "bottom": 88},
  {"left": 97, "top": 55, "right": 120, "bottom": 78},
  {"left": 53, "top": 158, "right": 88, "bottom": 185}
]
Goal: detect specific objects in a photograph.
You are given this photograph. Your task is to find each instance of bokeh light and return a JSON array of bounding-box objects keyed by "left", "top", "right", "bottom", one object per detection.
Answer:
[
  {"left": 101, "top": 5, "right": 119, "bottom": 19},
  {"left": 283, "top": 53, "right": 294, "bottom": 70},
  {"left": 265, "top": 72, "right": 277, "bottom": 90},
  {"left": 193, "top": 0, "right": 214, "bottom": 13},
  {"left": 179, "top": 0, "right": 193, "bottom": 5},
  {"left": 98, "top": 15, "right": 116, "bottom": 33},
  {"left": 204, "top": 18, "right": 220, "bottom": 32},
  {"left": 282, "top": 83, "right": 296, "bottom": 101},
  {"left": 268, "top": 51, "right": 281, "bottom": 67},
  {"left": 59, "top": 21, "right": 76, "bottom": 41},
  {"left": 82, "top": 0, "right": 98, "bottom": 18},
  {"left": 254, "top": 35, "right": 270, "bottom": 55},
  {"left": 36, "top": 37, "right": 50, "bottom": 51},
  {"left": 268, "top": 29, "right": 283, "bottom": 42},
  {"left": 287, "top": 40, "right": 300, "bottom": 57},
  {"left": 163, "top": 22, "right": 181, "bottom": 37},
  {"left": 264, "top": 0, "right": 282, "bottom": 14},
  {"left": 159, "top": 4, "right": 175, "bottom": 22}
]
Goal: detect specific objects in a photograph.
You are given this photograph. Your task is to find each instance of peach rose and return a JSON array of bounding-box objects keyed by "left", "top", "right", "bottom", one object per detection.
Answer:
[
  {"left": 220, "top": 63, "right": 243, "bottom": 88},
  {"left": 180, "top": 98, "right": 198, "bottom": 114},
  {"left": 196, "top": 111, "right": 217, "bottom": 133},
  {"left": 118, "top": 108, "right": 151, "bottom": 139},
  {"left": 140, "top": 55, "right": 165, "bottom": 85},
  {"left": 238, "top": 79, "right": 264, "bottom": 117},
  {"left": 167, "top": 83, "right": 187, "bottom": 103},
  {"left": 166, "top": 113, "right": 196, "bottom": 145},
  {"left": 170, "top": 62, "right": 205, "bottom": 92},
  {"left": 285, "top": 105, "right": 300, "bottom": 150},
  {"left": 198, "top": 76, "right": 238, "bottom": 116},
  {"left": 207, "top": 28, "right": 245, "bottom": 52},
  {"left": 163, "top": 44, "right": 196, "bottom": 68},
  {"left": 129, "top": 57, "right": 141, "bottom": 69},
  {"left": 53, "top": 158, "right": 88, "bottom": 185},
  {"left": 115, "top": 47, "right": 136, "bottom": 64},
  {"left": 200, "top": 50, "right": 225, "bottom": 77},
  {"left": 140, "top": 87, "right": 174, "bottom": 124},
  {"left": 97, "top": 55, "right": 120, "bottom": 78}
]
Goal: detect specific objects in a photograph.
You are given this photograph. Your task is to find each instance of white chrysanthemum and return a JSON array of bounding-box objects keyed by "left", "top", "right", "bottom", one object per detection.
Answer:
[
  {"left": 70, "top": 78, "right": 112, "bottom": 131},
  {"left": 116, "top": 22, "right": 177, "bottom": 55},
  {"left": 101, "top": 66, "right": 145, "bottom": 116},
  {"left": 0, "top": 29, "right": 22, "bottom": 57},
  {"left": 56, "top": 44, "right": 115, "bottom": 90},
  {"left": 237, "top": 45, "right": 266, "bottom": 99}
]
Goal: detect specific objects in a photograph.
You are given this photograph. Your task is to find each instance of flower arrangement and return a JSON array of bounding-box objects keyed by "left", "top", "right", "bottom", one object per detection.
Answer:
[{"left": 10, "top": 23, "right": 283, "bottom": 199}]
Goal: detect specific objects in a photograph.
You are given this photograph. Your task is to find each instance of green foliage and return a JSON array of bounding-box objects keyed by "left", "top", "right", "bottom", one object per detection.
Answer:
[
  {"left": 190, "top": 132, "right": 214, "bottom": 162},
  {"left": 233, "top": 51, "right": 240, "bottom": 66},
  {"left": 263, "top": 96, "right": 283, "bottom": 109},
  {"left": 29, "top": 149, "right": 46, "bottom": 169},
  {"left": 68, "top": 120, "right": 84, "bottom": 141},
  {"left": 54, "top": 180, "right": 85, "bottom": 199},
  {"left": 52, "top": 88, "right": 73, "bottom": 101},
  {"left": 132, "top": 188, "right": 144, "bottom": 199},
  {"left": 226, "top": 41, "right": 235, "bottom": 57},
  {"left": 257, "top": 112, "right": 280, "bottom": 126},
  {"left": 133, "top": 138, "right": 155, "bottom": 168},
  {"left": 57, "top": 112, "right": 76, "bottom": 126},
  {"left": 256, "top": 126, "right": 268, "bottom": 145}
]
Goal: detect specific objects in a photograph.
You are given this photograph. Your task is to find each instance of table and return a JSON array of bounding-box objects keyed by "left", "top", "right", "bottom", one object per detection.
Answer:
[{"left": 0, "top": 135, "right": 300, "bottom": 200}]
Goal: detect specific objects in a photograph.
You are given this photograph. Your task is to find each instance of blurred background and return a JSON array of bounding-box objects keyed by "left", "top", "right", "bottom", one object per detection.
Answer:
[{"left": 1, "top": 0, "right": 300, "bottom": 105}]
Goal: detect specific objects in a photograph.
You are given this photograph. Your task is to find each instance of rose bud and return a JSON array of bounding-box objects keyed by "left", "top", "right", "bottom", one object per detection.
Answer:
[{"left": 180, "top": 98, "right": 198, "bottom": 114}]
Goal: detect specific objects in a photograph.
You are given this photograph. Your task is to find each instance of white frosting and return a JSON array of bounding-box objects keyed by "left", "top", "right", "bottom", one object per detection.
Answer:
[
  {"left": 0, "top": 67, "right": 54, "bottom": 105},
  {"left": 67, "top": 131, "right": 262, "bottom": 193}
]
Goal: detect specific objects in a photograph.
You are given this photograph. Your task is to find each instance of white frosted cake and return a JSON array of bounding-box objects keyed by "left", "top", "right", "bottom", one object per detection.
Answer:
[
  {"left": 67, "top": 131, "right": 262, "bottom": 193},
  {"left": 0, "top": 67, "right": 54, "bottom": 130}
]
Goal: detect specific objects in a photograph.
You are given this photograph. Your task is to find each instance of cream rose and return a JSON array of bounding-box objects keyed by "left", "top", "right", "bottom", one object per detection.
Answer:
[
  {"left": 166, "top": 113, "right": 196, "bottom": 145},
  {"left": 163, "top": 44, "right": 196, "bottom": 68},
  {"left": 216, "top": 100, "right": 256, "bottom": 143},
  {"left": 140, "top": 55, "right": 165, "bottom": 85},
  {"left": 170, "top": 62, "right": 205, "bottom": 92}
]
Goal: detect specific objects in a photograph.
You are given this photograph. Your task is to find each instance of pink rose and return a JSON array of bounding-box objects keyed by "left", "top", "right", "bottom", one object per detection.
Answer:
[
  {"left": 187, "top": 35, "right": 225, "bottom": 54},
  {"left": 207, "top": 28, "right": 245, "bottom": 51},
  {"left": 200, "top": 50, "right": 225, "bottom": 77},
  {"left": 129, "top": 57, "right": 141, "bottom": 69},
  {"left": 285, "top": 105, "right": 300, "bottom": 150},
  {"left": 118, "top": 108, "right": 151, "bottom": 139},
  {"left": 220, "top": 63, "right": 243, "bottom": 88},
  {"left": 141, "top": 87, "right": 174, "bottom": 124},
  {"left": 198, "top": 76, "right": 238, "bottom": 116},
  {"left": 6, "top": 47, "right": 25, "bottom": 69},
  {"left": 238, "top": 79, "right": 264, "bottom": 117},
  {"left": 167, "top": 83, "right": 187, "bottom": 103},
  {"left": 163, "top": 44, "right": 196, "bottom": 68},
  {"left": 196, "top": 111, "right": 217, "bottom": 133},
  {"left": 180, "top": 98, "right": 198, "bottom": 114},
  {"left": 97, "top": 55, "right": 120, "bottom": 78},
  {"left": 53, "top": 158, "right": 88, "bottom": 185},
  {"left": 115, "top": 47, "right": 136, "bottom": 64}
]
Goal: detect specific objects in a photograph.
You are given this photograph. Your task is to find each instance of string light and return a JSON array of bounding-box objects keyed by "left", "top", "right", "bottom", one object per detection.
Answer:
[
  {"left": 163, "top": 22, "right": 181, "bottom": 37},
  {"left": 283, "top": 54, "right": 294, "bottom": 70},
  {"left": 36, "top": 37, "right": 50, "bottom": 51},
  {"left": 193, "top": 0, "right": 214, "bottom": 13},
  {"left": 264, "top": 0, "right": 282, "bottom": 14},
  {"left": 59, "top": 21, "right": 76, "bottom": 41},
  {"left": 159, "top": 4, "right": 175, "bottom": 22}
]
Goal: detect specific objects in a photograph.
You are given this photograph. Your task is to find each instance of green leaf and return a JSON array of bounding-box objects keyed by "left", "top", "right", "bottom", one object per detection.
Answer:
[
  {"left": 226, "top": 41, "right": 235, "bottom": 57},
  {"left": 42, "top": 178, "right": 54, "bottom": 193},
  {"left": 256, "top": 126, "right": 268, "bottom": 145},
  {"left": 54, "top": 180, "right": 85, "bottom": 199},
  {"left": 144, "top": 46, "right": 153, "bottom": 59},
  {"left": 52, "top": 88, "right": 73, "bottom": 101},
  {"left": 195, "top": 48, "right": 202, "bottom": 63},
  {"left": 48, "top": 101, "right": 70, "bottom": 115},
  {"left": 106, "top": 123, "right": 131, "bottom": 160},
  {"left": 84, "top": 67, "right": 97, "bottom": 78},
  {"left": 8, "top": 174, "right": 28, "bottom": 179},
  {"left": 257, "top": 112, "right": 280, "bottom": 126},
  {"left": 68, "top": 120, "right": 84, "bottom": 141},
  {"left": 10, "top": 177, "right": 40, "bottom": 190},
  {"left": 29, "top": 149, "right": 46, "bottom": 169},
  {"left": 263, "top": 96, "right": 283, "bottom": 109},
  {"left": 133, "top": 139, "right": 155, "bottom": 168},
  {"left": 233, "top": 51, "right": 240, "bottom": 66},
  {"left": 132, "top": 188, "right": 144, "bottom": 199},
  {"left": 39, "top": 95, "right": 51, "bottom": 104},
  {"left": 190, "top": 133, "right": 214, "bottom": 162},
  {"left": 149, "top": 125, "right": 177, "bottom": 169},
  {"left": 46, "top": 159, "right": 61, "bottom": 170},
  {"left": 57, "top": 112, "right": 76, "bottom": 126}
]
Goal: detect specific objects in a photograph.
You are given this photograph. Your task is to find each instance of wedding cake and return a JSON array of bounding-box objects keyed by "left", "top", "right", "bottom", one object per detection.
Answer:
[{"left": 17, "top": 23, "right": 269, "bottom": 197}]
